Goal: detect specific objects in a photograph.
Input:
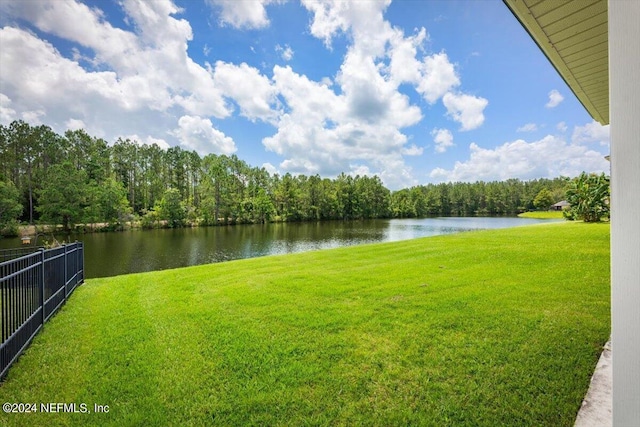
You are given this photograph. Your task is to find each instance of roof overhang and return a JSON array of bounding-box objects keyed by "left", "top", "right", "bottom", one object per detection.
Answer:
[{"left": 504, "top": 0, "right": 609, "bottom": 125}]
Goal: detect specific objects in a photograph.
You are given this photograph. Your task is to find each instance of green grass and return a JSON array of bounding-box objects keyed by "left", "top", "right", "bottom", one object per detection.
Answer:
[
  {"left": 518, "top": 211, "right": 565, "bottom": 219},
  {"left": 0, "top": 222, "right": 610, "bottom": 426}
]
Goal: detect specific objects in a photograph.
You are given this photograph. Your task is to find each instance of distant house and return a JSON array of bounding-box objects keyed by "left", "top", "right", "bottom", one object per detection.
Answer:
[{"left": 550, "top": 200, "right": 570, "bottom": 211}]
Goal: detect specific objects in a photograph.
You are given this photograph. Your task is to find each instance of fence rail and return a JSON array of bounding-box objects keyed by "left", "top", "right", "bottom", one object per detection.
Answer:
[
  {"left": 0, "top": 246, "right": 40, "bottom": 263},
  {"left": 0, "top": 242, "right": 84, "bottom": 378}
]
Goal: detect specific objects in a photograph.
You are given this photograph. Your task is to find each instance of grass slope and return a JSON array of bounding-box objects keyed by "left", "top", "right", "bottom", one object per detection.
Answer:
[
  {"left": 518, "top": 211, "right": 565, "bottom": 219},
  {"left": 0, "top": 222, "right": 610, "bottom": 426}
]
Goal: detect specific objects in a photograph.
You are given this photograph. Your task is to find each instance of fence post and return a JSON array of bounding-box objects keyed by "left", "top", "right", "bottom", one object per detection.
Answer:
[
  {"left": 64, "top": 244, "right": 68, "bottom": 301},
  {"left": 40, "top": 248, "right": 45, "bottom": 328},
  {"left": 75, "top": 241, "right": 81, "bottom": 286}
]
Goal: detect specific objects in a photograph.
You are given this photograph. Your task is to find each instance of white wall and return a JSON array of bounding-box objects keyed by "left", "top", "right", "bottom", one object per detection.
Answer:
[{"left": 609, "top": 1, "right": 640, "bottom": 425}]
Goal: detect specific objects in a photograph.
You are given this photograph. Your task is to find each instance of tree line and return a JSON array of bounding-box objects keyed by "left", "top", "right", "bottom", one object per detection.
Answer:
[{"left": 1, "top": 120, "right": 572, "bottom": 235}]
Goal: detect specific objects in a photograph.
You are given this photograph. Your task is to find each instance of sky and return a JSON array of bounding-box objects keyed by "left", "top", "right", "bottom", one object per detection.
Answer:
[{"left": 0, "top": 0, "right": 610, "bottom": 190}]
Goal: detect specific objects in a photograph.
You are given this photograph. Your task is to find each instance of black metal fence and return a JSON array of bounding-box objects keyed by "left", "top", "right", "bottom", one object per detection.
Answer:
[
  {"left": 0, "top": 247, "right": 39, "bottom": 263},
  {"left": 0, "top": 242, "right": 84, "bottom": 378}
]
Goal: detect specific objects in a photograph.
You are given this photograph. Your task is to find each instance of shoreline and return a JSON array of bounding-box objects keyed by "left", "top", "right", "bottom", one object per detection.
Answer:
[{"left": 10, "top": 212, "right": 560, "bottom": 238}]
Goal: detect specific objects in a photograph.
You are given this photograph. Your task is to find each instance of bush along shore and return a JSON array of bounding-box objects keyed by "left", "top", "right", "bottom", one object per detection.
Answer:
[{"left": 0, "top": 221, "right": 610, "bottom": 426}]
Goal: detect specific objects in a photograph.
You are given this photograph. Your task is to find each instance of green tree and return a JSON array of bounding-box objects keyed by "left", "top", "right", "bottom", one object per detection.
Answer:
[
  {"left": 65, "top": 129, "right": 110, "bottom": 182},
  {"left": 390, "top": 188, "right": 416, "bottom": 218},
  {"left": 112, "top": 139, "right": 141, "bottom": 213},
  {"left": 99, "top": 177, "right": 133, "bottom": 227},
  {"left": 4, "top": 121, "right": 41, "bottom": 223},
  {"left": 334, "top": 173, "right": 359, "bottom": 220},
  {"left": 245, "top": 167, "right": 276, "bottom": 223},
  {"left": 37, "top": 161, "right": 88, "bottom": 232},
  {"left": 200, "top": 154, "right": 235, "bottom": 224},
  {"left": 533, "top": 188, "right": 555, "bottom": 210},
  {"left": 157, "top": 188, "right": 187, "bottom": 228},
  {"left": 0, "top": 178, "right": 23, "bottom": 236},
  {"left": 564, "top": 172, "right": 610, "bottom": 222},
  {"left": 274, "top": 173, "right": 302, "bottom": 221}
]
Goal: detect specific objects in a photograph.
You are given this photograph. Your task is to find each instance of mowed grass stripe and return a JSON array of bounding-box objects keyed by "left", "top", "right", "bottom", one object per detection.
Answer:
[{"left": 0, "top": 222, "right": 610, "bottom": 426}]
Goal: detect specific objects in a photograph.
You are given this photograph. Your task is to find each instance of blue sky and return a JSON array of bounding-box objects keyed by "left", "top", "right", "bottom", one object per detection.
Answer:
[{"left": 0, "top": 0, "right": 610, "bottom": 189}]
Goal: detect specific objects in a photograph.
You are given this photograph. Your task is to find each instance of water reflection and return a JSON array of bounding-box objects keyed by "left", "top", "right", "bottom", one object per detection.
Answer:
[{"left": 0, "top": 217, "right": 558, "bottom": 278}]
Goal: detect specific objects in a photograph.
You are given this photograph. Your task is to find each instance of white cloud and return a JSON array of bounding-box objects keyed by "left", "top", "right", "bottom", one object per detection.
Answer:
[
  {"left": 302, "top": 0, "right": 393, "bottom": 55},
  {"left": 545, "top": 89, "right": 564, "bottom": 108},
  {"left": 171, "top": 115, "right": 236, "bottom": 156},
  {"left": 349, "top": 164, "right": 373, "bottom": 177},
  {"left": 431, "top": 128, "right": 454, "bottom": 153},
  {"left": 442, "top": 92, "right": 488, "bottom": 131},
  {"left": 275, "top": 44, "right": 294, "bottom": 61},
  {"left": 320, "top": 77, "right": 333, "bottom": 87},
  {"left": 387, "top": 27, "right": 427, "bottom": 86},
  {"left": 379, "top": 158, "right": 418, "bottom": 189},
  {"left": 516, "top": 123, "right": 537, "bottom": 132},
  {"left": 207, "top": 0, "right": 282, "bottom": 29},
  {"left": 417, "top": 52, "right": 460, "bottom": 104},
  {"left": 145, "top": 136, "right": 171, "bottom": 150},
  {"left": 262, "top": 0, "right": 484, "bottom": 189},
  {"left": 65, "top": 118, "right": 86, "bottom": 131},
  {"left": 21, "top": 109, "right": 46, "bottom": 125},
  {"left": 301, "top": 0, "right": 350, "bottom": 47},
  {"left": 1, "top": 0, "right": 223, "bottom": 117},
  {"left": 429, "top": 135, "right": 609, "bottom": 183},
  {"left": 556, "top": 121, "right": 568, "bottom": 132},
  {"left": 212, "top": 61, "right": 279, "bottom": 122},
  {"left": 337, "top": 49, "right": 422, "bottom": 127},
  {"left": 0, "top": 94, "right": 17, "bottom": 125},
  {"left": 1, "top": 0, "right": 488, "bottom": 190},
  {"left": 0, "top": 0, "right": 232, "bottom": 147},
  {"left": 264, "top": 61, "right": 422, "bottom": 189},
  {"left": 270, "top": 65, "right": 344, "bottom": 130},
  {"left": 402, "top": 144, "right": 424, "bottom": 156},
  {"left": 0, "top": 26, "right": 122, "bottom": 109},
  {"left": 1, "top": 0, "right": 137, "bottom": 63},
  {"left": 280, "top": 158, "right": 321, "bottom": 175},
  {"left": 15, "top": 0, "right": 228, "bottom": 116},
  {"left": 572, "top": 120, "right": 610, "bottom": 146}
]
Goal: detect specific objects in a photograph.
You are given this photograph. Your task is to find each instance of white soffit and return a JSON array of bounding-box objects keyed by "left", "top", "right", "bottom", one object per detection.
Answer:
[{"left": 504, "top": 0, "right": 609, "bottom": 125}]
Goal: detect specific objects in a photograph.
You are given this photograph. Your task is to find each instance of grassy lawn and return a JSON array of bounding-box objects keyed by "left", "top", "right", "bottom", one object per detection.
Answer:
[
  {"left": 518, "top": 211, "right": 565, "bottom": 219},
  {"left": 0, "top": 222, "right": 610, "bottom": 426}
]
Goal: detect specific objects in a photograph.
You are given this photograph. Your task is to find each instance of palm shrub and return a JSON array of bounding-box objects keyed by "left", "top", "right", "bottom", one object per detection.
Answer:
[{"left": 564, "top": 172, "right": 610, "bottom": 222}]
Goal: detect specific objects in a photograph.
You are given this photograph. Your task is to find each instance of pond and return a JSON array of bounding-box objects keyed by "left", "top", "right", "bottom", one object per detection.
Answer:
[{"left": 1, "top": 217, "right": 559, "bottom": 278}]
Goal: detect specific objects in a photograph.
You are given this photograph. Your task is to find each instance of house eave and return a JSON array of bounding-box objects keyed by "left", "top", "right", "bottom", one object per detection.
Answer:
[{"left": 503, "top": 0, "right": 609, "bottom": 125}]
